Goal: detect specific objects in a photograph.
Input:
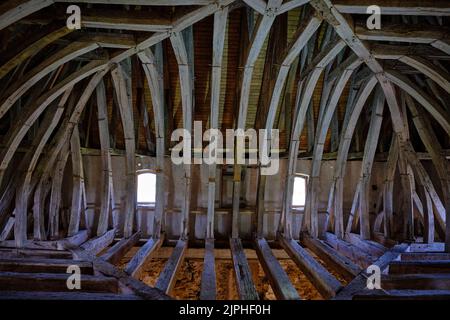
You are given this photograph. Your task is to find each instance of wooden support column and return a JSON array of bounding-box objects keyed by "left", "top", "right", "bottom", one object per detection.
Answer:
[
  {"left": 358, "top": 87, "right": 385, "bottom": 239},
  {"left": 406, "top": 95, "right": 450, "bottom": 250},
  {"left": 282, "top": 39, "right": 347, "bottom": 238},
  {"left": 139, "top": 48, "right": 165, "bottom": 238},
  {"left": 111, "top": 63, "right": 136, "bottom": 238},
  {"left": 68, "top": 126, "right": 87, "bottom": 237},
  {"left": 232, "top": 0, "right": 282, "bottom": 239},
  {"left": 328, "top": 75, "right": 378, "bottom": 239},
  {"left": 170, "top": 31, "right": 194, "bottom": 239},
  {"left": 305, "top": 56, "right": 362, "bottom": 238},
  {"left": 95, "top": 79, "right": 116, "bottom": 236}
]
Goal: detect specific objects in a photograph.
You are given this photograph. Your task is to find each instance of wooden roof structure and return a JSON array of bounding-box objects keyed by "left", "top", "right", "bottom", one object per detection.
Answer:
[{"left": 0, "top": 0, "right": 450, "bottom": 300}]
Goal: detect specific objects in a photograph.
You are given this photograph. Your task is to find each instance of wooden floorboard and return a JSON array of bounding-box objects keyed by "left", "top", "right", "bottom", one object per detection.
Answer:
[
  {"left": 229, "top": 238, "right": 259, "bottom": 300},
  {"left": 254, "top": 238, "right": 300, "bottom": 300},
  {"left": 279, "top": 237, "right": 342, "bottom": 299}
]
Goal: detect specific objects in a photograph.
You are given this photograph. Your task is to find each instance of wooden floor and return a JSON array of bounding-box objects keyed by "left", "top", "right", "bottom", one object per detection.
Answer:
[{"left": 1, "top": 232, "right": 449, "bottom": 300}]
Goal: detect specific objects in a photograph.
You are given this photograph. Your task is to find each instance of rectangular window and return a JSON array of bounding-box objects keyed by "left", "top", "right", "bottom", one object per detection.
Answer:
[
  {"left": 292, "top": 175, "right": 307, "bottom": 207},
  {"left": 137, "top": 172, "right": 156, "bottom": 205}
]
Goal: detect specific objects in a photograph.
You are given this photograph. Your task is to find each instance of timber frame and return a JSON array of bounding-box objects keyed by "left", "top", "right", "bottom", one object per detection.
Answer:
[{"left": 0, "top": 0, "right": 450, "bottom": 301}]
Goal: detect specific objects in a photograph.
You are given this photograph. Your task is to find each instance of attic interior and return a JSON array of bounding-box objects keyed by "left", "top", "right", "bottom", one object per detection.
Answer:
[{"left": 0, "top": 0, "right": 450, "bottom": 301}]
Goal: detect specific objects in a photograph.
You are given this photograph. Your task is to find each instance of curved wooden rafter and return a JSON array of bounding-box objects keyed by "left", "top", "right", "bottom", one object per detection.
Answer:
[{"left": 281, "top": 39, "right": 347, "bottom": 239}]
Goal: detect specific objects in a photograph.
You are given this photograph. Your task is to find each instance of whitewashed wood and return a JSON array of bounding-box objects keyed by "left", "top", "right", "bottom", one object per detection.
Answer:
[
  {"left": 282, "top": 39, "right": 346, "bottom": 238},
  {"left": 334, "top": 0, "right": 450, "bottom": 16},
  {"left": 305, "top": 56, "right": 362, "bottom": 237},
  {"left": 111, "top": 63, "right": 136, "bottom": 238}
]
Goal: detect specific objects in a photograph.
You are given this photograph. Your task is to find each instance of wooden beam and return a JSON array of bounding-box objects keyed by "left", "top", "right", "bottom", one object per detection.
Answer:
[
  {"left": 111, "top": 63, "right": 136, "bottom": 238},
  {"left": 0, "top": 217, "right": 14, "bottom": 241},
  {"left": 334, "top": 243, "right": 409, "bottom": 300},
  {"left": 155, "top": 239, "right": 187, "bottom": 295},
  {"left": 282, "top": 39, "right": 346, "bottom": 238},
  {"left": 353, "top": 289, "right": 450, "bottom": 300},
  {"left": 200, "top": 238, "right": 216, "bottom": 300},
  {"left": 68, "top": 126, "right": 86, "bottom": 237},
  {"left": 400, "top": 252, "right": 450, "bottom": 261},
  {"left": 279, "top": 236, "right": 342, "bottom": 299},
  {"left": 101, "top": 231, "right": 141, "bottom": 265},
  {"left": 305, "top": 56, "right": 362, "bottom": 237},
  {"left": 0, "top": 41, "right": 102, "bottom": 120},
  {"left": 229, "top": 238, "right": 259, "bottom": 300},
  {"left": 124, "top": 236, "right": 163, "bottom": 278},
  {"left": 389, "top": 260, "right": 450, "bottom": 274},
  {"left": 95, "top": 79, "right": 115, "bottom": 236},
  {"left": 0, "top": 258, "right": 93, "bottom": 274},
  {"left": 382, "top": 274, "right": 450, "bottom": 290},
  {"left": 328, "top": 75, "right": 378, "bottom": 238},
  {"left": 0, "top": 271, "right": 118, "bottom": 293},
  {"left": 80, "top": 229, "right": 115, "bottom": 255},
  {"left": 334, "top": 0, "right": 450, "bottom": 16},
  {"left": 254, "top": 238, "right": 300, "bottom": 300}
]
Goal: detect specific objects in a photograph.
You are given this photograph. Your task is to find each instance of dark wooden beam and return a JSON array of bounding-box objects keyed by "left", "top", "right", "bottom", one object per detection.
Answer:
[
  {"left": 229, "top": 238, "right": 259, "bottom": 300},
  {"left": 155, "top": 239, "right": 187, "bottom": 294},
  {"left": 279, "top": 237, "right": 342, "bottom": 299},
  {"left": 101, "top": 232, "right": 141, "bottom": 265},
  {"left": 301, "top": 234, "right": 361, "bottom": 282},
  {"left": 124, "top": 236, "right": 163, "bottom": 278},
  {"left": 389, "top": 260, "right": 450, "bottom": 274},
  {"left": 200, "top": 239, "right": 216, "bottom": 300},
  {"left": 254, "top": 238, "right": 300, "bottom": 300}
]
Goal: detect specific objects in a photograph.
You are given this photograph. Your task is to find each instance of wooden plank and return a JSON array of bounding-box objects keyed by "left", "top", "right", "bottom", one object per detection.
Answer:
[
  {"left": 80, "top": 229, "right": 115, "bottom": 256},
  {"left": 301, "top": 234, "right": 360, "bottom": 281},
  {"left": 254, "top": 238, "right": 300, "bottom": 300},
  {"left": 389, "top": 260, "right": 450, "bottom": 274},
  {"left": 345, "top": 233, "right": 386, "bottom": 257},
  {"left": 0, "top": 291, "right": 142, "bottom": 300},
  {"left": 279, "top": 237, "right": 342, "bottom": 299},
  {"left": 0, "top": 248, "right": 72, "bottom": 260},
  {"left": 323, "top": 232, "right": 374, "bottom": 268},
  {"left": 101, "top": 232, "right": 141, "bottom": 265},
  {"left": 334, "top": 0, "right": 450, "bottom": 16},
  {"left": 334, "top": 243, "right": 409, "bottom": 300},
  {"left": 200, "top": 238, "right": 216, "bottom": 300},
  {"left": 400, "top": 252, "right": 450, "bottom": 261},
  {"left": 0, "top": 272, "right": 118, "bottom": 293},
  {"left": 60, "top": 241, "right": 170, "bottom": 300},
  {"left": 229, "top": 238, "right": 259, "bottom": 300},
  {"left": 155, "top": 239, "right": 187, "bottom": 294},
  {"left": 382, "top": 274, "right": 450, "bottom": 290},
  {"left": 0, "top": 258, "right": 93, "bottom": 274},
  {"left": 124, "top": 236, "right": 163, "bottom": 278},
  {"left": 353, "top": 289, "right": 450, "bottom": 300}
]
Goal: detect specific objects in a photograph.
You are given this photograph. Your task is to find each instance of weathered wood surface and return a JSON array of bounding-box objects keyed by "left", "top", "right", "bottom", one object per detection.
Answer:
[
  {"left": 0, "top": 291, "right": 142, "bottom": 300},
  {"left": 382, "top": 274, "right": 450, "bottom": 290},
  {"left": 0, "top": 258, "right": 93, "bottom": 274},
  {"left": 334, "top": 243, "right": 410, "bottom": 300},
  {"left": 254, "top": 238, "right": 300, "bottom": 300},
  {"left": 101, "top": 232, "right": 141, "bottom": 265},
  {"left": 352, "top": 289, "right": 450, "bottom": 300},
  {"left": 389, "top": 260, "right": 450, "bottom": 274},
  {"left": 200, "top": 238, "right": 216, "bottom": 300},
  {"left": 0, "top": 271, "right": 118, "bottom": 293},
  {"left": 400, "top": 252, "right": 450, "bottom": 261},
  {"left": 124, "top": 236, "right": 163, "bottom": 278},
  {"left": 301, "top": 234, "right": 360, "bottom": 281},
  {"left": 80, "top": 229, "right": 115, "bottom": 256},
  {"left": 229, "top": 238, "right": 259, "bottom": 300},
  {"left": 279, "top": 236, "right": 342, "bottom": 298},
  {"left": 155, "top": 239, "right": 187, "bottom": 294}
]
